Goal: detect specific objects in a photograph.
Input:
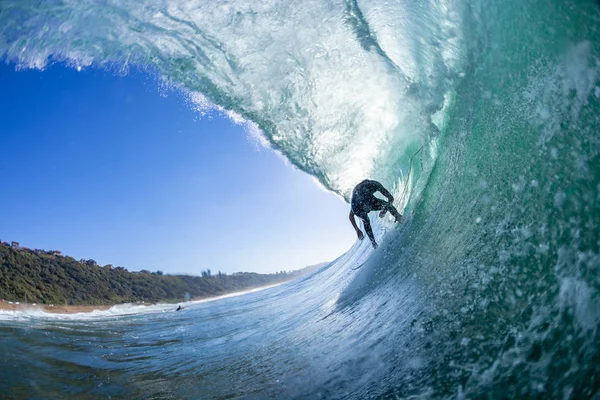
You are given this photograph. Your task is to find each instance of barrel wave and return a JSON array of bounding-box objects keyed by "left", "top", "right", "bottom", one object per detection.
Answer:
[{"left": 1, "top": 0, "right": 599, "bottom": 398}]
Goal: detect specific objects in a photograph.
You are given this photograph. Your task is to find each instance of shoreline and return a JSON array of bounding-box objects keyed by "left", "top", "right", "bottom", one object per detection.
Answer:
[{"left": 0, "top": 282, "right": 287, "bottom": 315}]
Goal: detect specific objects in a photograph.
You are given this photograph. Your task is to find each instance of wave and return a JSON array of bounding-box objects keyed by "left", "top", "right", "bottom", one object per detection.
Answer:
[
  {"left": 0, "top": 284, "right": 286, "bottom": 322},
  {"left": 1, "top": 0, "right": 599, "bottom": 397},
  {"left": 0, "top": 0, "right": 465, "bottom": 199}
]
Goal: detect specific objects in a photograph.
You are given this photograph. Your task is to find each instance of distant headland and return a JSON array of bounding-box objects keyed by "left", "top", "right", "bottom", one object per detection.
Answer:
[{"left": 0, "top": 240, "right": 327, "bottom": 310}]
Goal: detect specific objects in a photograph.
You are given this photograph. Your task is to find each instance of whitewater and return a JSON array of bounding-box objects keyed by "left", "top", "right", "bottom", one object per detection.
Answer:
[{"left": 1, "top": 0, "right": 599, "bottom": 398}]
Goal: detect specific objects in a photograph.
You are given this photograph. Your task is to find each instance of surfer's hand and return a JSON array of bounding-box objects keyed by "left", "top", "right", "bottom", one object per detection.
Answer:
[
  {"left": 357, "top": 231, "right": 364, "bottom": 240},
  {"left": 371, "top": 241, "right": 378, "bottom": 249}
]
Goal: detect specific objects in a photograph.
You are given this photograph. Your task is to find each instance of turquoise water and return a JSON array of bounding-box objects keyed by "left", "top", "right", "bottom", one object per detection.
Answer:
[{"left": 1, "top": 0, "right": 599, "bottom": 398}]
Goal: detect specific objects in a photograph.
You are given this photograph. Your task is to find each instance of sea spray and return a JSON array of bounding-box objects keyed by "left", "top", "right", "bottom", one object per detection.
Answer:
[{"left": 0, "top": 0, "right": 599, "bottom": 397}]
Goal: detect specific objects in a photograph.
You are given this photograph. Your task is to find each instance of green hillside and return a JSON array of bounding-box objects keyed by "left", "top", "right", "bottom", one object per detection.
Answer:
[{"left": 0, "top": 244, "right": 314, "bottom": 305}]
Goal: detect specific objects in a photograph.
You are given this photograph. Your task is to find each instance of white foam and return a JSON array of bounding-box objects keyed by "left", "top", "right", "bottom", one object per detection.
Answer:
[
  {"left": 559, "top": 277, "right": 599, "bottom": 332},
  {"left": 0, "top": 283, "right": 285, "bottom": 322}
]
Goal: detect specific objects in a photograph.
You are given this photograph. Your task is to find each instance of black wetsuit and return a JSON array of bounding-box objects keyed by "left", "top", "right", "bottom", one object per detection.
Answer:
[
  {"left": 350, "top": 179, "right": 400, "bottom": 248},
  {"left": 351, "top": 180, "right": 390, "bottom": 218}
]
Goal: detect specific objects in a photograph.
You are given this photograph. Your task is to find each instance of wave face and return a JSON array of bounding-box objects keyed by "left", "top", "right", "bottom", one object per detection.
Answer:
[{"left": 1, "top": 0, "right": 600, "bottom": 398}]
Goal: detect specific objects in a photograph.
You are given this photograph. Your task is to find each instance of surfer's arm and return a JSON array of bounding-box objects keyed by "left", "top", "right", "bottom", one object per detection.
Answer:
[
  {"left": 373, "top": 181, "right": 394, "bottom": 203},
  {"left": 349, "top": 211, "right": 364, "bottom": 240}
]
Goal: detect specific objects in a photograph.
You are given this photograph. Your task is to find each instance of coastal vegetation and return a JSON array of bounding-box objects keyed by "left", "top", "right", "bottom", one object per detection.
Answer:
[{"left": 0, "top": 244, "right": 322, "bottom": 305}]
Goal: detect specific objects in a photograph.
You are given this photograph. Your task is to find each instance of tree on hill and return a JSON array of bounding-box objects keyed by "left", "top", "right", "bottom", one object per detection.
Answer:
[{"left": 0, "top": 246, "right": 311, "bottom": 305}]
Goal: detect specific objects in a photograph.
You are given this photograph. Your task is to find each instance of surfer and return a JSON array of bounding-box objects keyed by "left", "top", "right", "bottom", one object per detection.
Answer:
[
  {"left": 176, "top": 305, "right": 184, "bottom": 311},
  {"left": 349, "top": 179, "right": 402, "bottom": 249}
]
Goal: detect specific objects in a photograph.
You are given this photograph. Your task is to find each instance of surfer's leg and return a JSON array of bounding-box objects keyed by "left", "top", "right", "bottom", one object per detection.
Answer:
[
  {"left": 361, "top": 217, "right": 377, "bottom": 249},
  {"left": 374, "top": 199, "right": 402, "bottom": 223},
  {"left": 384, "top": 203, "right": 403, "bottom": 222},
  {"left": 368, "top": 197, "right": 386, "bottom": 214}
]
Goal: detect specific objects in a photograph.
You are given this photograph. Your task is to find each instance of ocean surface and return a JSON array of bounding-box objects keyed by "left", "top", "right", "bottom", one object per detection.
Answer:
[{"left": 1, "top": 0, "right": 599, "bottom": 398}]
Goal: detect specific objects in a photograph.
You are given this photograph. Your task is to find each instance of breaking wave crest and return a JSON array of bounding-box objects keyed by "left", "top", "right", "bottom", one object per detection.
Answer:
[{"left": 1, "top": 0, "right": 599, "bottom": 397}]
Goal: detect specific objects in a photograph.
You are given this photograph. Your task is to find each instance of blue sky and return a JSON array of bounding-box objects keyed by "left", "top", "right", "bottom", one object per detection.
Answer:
[{"left": 0, "top": 64, "right": 355, "bottom": 275}]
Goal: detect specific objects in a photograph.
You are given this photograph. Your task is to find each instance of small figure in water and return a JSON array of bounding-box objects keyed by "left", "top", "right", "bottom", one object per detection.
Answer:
[
  {"left": 349, "top": 179, "right": 402, "bottom": 249},
  {"left": 176, "top": 305, "right": 184, "bottom": 311}
]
